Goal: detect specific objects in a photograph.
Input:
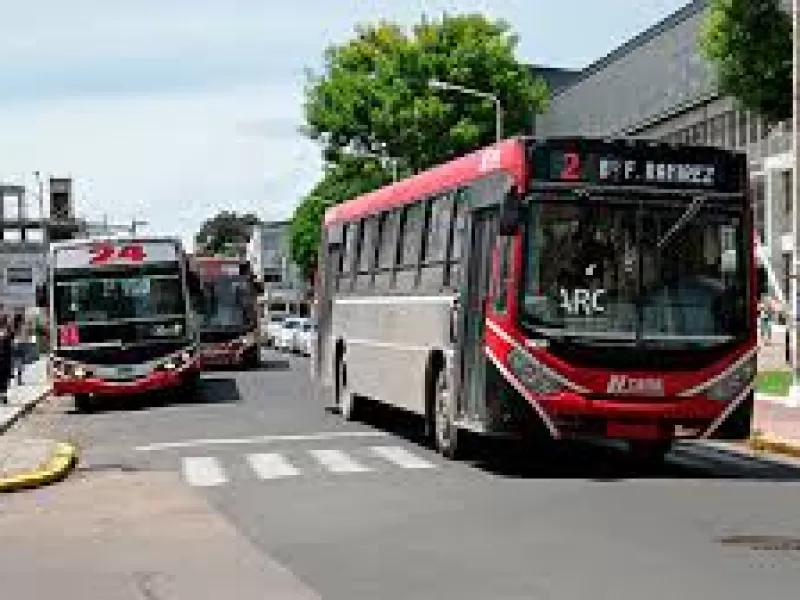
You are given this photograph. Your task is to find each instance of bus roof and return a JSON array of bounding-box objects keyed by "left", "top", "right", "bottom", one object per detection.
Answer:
[
  {"left": 50, "top": 235, "right": 184, "bottom": 252},
  {"left": 323, "top": 137, "right": 526, "bottom": 227}
]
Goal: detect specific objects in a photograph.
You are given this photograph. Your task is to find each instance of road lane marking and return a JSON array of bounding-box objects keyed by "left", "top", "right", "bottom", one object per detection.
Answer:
[
  {"left": 309, "top": 449, "right": 372, "bottom": 473},
  {"left": 247, "top": 453, "right": 300, "bottom": 480},
  {"left": 135, "top": 431, "right": 388, "bottom": 452},
  {"left": 370, "top": 445, "right": 437, "bottom": 469},
  {"left": 182, "top": 456, "right": 228, "bottom": 487}
]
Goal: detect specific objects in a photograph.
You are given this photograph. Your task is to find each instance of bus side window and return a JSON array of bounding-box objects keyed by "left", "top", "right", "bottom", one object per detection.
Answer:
[
  {"left": 420, "top": 193, "right": 452, "bottom": 291},
  {"left": 492, "top": 237, "right": 511, "bottom": 314},
  {"left": 446, "top": 189, "right": 467, "bottom": 288},
  {"left": 338, "top": 223, "right": 355, "bottom": 292},
  {"left": 396, "top": 203, "right": 423, "bottom": 291}
]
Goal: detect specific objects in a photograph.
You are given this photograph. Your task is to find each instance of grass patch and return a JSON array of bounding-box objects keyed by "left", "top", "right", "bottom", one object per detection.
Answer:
[{"left": 755, "top": 371, "right": 793, "bottom": 396}]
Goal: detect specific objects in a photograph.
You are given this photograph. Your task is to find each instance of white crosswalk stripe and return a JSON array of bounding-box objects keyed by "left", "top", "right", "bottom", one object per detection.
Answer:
[
  {"left": 247, "top": 453, "right": 301, "bottom": 480},
  {"left": 180, "top": 446, "right": 439, "bottom": 487},
  {"left": 308, "top": 448, "right": 372, "bottom": 473},
  {"left": 182, "top": 456, "right": 228, "bottom": 487},
  {"left": 369, "top": 445, "right": 437, "bottom": 469}
]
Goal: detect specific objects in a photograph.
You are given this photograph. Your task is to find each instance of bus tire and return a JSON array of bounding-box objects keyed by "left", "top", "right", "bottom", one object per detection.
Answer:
[
  {"left": 74, "top": 394, "right": 95, "bottom": 414},
  {"left": 432, "top": 368, "right": 460, "bottom": 459},
  {"left": 628, "top": 440, "right": 672, "bottom": 466},
  {"left": 337, "top": 356, "right": 358, "bottom": 421},
  {"left": 181, "top": 372, "right": 200, "bottom": 401}
]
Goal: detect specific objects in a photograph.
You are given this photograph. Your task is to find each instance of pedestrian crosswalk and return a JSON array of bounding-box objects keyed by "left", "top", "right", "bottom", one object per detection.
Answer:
[{"left": 180, "top": 445, "right": 438, "bottom": 487}]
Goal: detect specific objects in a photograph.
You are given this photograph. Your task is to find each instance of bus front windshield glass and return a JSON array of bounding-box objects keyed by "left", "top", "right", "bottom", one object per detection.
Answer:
[
  {"left": 201, "top": 277, "right": 248, "bottom": 329},
  {"left": 54, "top": 274, "right": 184, "bottom": 324},
  {"left": 522, "top": 196, "right": 748, "bottom": 348}
]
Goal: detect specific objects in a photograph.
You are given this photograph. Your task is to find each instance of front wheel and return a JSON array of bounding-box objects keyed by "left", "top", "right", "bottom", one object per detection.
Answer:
[
  {"left": 628, "top": 440, "right": 673, "bottom": 466},
  {"left": 432, "top": 368, "right": 461, "bottom": 459}
]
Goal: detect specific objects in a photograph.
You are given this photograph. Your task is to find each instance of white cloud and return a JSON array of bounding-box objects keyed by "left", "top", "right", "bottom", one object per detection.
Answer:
[{"left": 0, "top": 83, "right": 321, "bottom": 248}]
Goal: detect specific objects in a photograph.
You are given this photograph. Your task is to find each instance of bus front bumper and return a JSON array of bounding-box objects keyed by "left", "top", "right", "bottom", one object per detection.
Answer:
[{"left": 52, "top": 364, "right": 199, "bottom": 397}]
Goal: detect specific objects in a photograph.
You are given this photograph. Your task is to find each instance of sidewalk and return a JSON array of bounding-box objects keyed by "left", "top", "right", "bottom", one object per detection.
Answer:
[{"left": 1, "top": 357, "right": 77, "bottom": 492}]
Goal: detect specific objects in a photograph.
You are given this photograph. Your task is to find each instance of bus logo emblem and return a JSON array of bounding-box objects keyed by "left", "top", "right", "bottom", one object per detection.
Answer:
[{"left": 606, "top": 375, "right": 664, "bottom": 396}]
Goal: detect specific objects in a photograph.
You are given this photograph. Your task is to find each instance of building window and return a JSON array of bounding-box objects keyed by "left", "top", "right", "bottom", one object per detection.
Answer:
[
  {"left": 709, "top": 115, "right": 725, "bottom": 147},
  {"left": 691, "top": 121, "right": 707, "bottom": 144},
  {"left": 6, "top": 267, "right": 33, "bottom": 286}
]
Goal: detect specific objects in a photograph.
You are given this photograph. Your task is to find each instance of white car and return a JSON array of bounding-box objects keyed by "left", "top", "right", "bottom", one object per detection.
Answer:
[
  {"left": 265, "top": 315, "right": 285, "bottom": 347},
  {"left": 294, "top": 321, "right": 316, "bottom": 356},
  {"left": 276, "top": 317, "right": 303, "bottom": 352}
]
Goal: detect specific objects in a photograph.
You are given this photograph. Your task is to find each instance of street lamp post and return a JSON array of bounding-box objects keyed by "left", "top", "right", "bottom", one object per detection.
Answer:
[
  {"left": 343, "top": 147, "right": 400, "bottom": 182},
  {"left": 428, "top": 79, "right": 504, "bottom": 142}
]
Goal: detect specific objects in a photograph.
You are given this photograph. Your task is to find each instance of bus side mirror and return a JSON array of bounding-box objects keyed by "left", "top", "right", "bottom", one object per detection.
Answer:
[
  {"left": 35, "top": 283, "right": 48, "bottom": 308},
  {"left": 499, "top": 189, "right": 520, "bottom": 236}
]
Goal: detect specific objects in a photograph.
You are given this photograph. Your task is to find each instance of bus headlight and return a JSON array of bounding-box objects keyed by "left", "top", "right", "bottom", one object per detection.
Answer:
[
  {"left": 706, "top": 356, "right": 757, "bottom": 402},
  {"left": 507, "top": 348, "right": 563, "bottom": 395}
]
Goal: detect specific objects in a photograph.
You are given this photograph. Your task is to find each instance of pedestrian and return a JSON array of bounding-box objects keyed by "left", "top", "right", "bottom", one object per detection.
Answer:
[
  {"left": 11, "top": 312, "right": 25, "bottom": 385},
  {"left": 758, "top": 300, "right": 773, "bottom": 346},
  {"left": 0, "top": 315, "right": 11, "bottom": 404}
]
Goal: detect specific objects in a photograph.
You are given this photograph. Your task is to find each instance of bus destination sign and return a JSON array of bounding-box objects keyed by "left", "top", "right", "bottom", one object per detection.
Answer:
[
  {"left": 55, "top": 240, "right": 179, "bottom": 270},
  {"left": 530, "top": 140, "right": 742, "bottom": 191}
]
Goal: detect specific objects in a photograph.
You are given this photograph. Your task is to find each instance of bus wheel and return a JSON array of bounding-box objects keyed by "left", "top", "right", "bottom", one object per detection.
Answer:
[
  {"left": 337, "top": 357, "right": 358, "bottom": 421},
  {"left": 433, "top": 369, "right": 460, "bottom": 459},
  {"left": 628, "top": 440, "right": 673, "bottom": 466},
  {"left": 74, "top": 394, "right": 95, "bottom": 413}
]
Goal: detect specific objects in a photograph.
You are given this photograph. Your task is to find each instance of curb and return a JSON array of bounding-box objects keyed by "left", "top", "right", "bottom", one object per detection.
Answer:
[
  {"left": 747, "top": 433, "right": 800, "bottom": 459},
  {"left": 0, "top": 388, "right": 51, "bottom": 436},
  {"left": 0, "top": 442, "right": 79, "bottom": 493}
]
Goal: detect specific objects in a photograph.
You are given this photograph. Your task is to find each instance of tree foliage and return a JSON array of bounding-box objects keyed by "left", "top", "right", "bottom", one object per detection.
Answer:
[
  {"left": 304, "top": 14, "right": 548, "bottom": 171},
  {"left": 291, "top": 13, "right": 547, "bottom": 276},
  {"left": 699, "top": 0, "right": 792, "bottom": 123},
  {"left": 195, "top": 211, "right": 260, "bottom": 256},
  {"left": 289, "top": 158, "right": 392, "bottom": 278}
]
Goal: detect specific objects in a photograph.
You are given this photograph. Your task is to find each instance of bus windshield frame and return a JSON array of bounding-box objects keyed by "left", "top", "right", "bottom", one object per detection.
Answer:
[{"left": 520, "top": 190, "right": 750, "bottom": 350}]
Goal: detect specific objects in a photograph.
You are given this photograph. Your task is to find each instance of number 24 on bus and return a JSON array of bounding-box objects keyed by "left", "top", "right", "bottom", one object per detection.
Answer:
[{"left": 90, "top": 242, "right": 147, "bottom": 264}]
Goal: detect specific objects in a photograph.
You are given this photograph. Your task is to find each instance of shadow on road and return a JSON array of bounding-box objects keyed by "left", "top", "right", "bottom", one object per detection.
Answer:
[{"left": 351, "top": 400, "right": 800, "bottom": 483}]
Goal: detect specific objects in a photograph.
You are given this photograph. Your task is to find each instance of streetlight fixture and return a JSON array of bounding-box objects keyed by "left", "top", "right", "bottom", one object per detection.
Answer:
[{"left": 428, "top": 79, "right": 504, "bottom": 142}]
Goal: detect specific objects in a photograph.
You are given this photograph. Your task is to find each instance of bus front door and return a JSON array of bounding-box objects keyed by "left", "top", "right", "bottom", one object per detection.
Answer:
[{"left": 458, "top": 208, "right": 498, "bottom": 425}]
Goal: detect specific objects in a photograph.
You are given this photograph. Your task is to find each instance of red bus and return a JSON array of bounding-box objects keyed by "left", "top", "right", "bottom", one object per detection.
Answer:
[
  {"left": 42, "top": 236, "right": 203, "bottom": 412},
  {"left": 313, "top": 136, "right": 755, "bottom": 462},
  {"left": 193, "top": 256, "right": 261, "bottom": 369}
]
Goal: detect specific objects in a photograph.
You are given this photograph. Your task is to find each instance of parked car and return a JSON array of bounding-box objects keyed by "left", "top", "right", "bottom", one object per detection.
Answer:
[
  {"left": 294, "top": 320, "right": 316, "bottom": 356},
  {"left": 265, "top": 315, "right": 284, "bottom": 347},
  {"left": 276, "top": 317, "right": 303, "bottom": 353}
]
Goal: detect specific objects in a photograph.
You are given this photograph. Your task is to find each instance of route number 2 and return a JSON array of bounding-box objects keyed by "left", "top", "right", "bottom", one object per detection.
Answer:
[{"left": 90, "top": 243, "right": 147, "bottom": 264}]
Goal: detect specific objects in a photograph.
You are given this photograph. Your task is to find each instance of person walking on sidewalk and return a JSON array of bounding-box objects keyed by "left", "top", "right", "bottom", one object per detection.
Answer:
[
  {"left": 11, "top": 312, "right": 25, "bottom": 386},
  {"left": 0, "top": 315, "right": 12, "bottom": 404},
  {"left": 758, "top": 300, "right": 773, "bottom": 346}
]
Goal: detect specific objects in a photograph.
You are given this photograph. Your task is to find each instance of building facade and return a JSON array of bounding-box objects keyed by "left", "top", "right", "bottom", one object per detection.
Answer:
[
  {"left": 0, "top": 178, "right": 84, "bottom": 315},
  {"left": 535, "top": 0, "right": 792, "bottom": 304},
  {"left": 246, "top": 220, "right": 307, "bottom": 294}
]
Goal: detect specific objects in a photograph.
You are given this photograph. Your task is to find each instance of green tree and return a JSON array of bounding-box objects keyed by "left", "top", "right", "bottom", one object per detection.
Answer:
[
  {"left": 304, "top": 13, "right": 549, "bottom": 173},
  {"left": 290, "top": 158, "right": 391, "bottom": 277},
  {"left": 195, "top": 211, "right": 260, "bottom": 257},
  {"left": 699, "top": 0, "right": 792, "bottom": 123}
]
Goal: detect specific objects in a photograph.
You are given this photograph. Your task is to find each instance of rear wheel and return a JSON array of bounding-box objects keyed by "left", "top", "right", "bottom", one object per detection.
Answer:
[
  {"left": 628, "top": 440, "right": 673, "bottom": 466},
  {"left": 337, "top": 357, "right": 358, "bottom": 421},
  {"left": 74, "top": 394, "right": 95, "bottom": 413},
  {"left": 180, "top": 372, "right": 200, "bottom": 401},
  {"left": 433, "top": 368, "right": 461, "bottom": 459}
]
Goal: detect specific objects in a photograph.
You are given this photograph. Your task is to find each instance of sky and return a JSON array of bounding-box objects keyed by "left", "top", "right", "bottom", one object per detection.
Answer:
[{"left": 0, "top": 0, "right": 691, "bottom": 249}]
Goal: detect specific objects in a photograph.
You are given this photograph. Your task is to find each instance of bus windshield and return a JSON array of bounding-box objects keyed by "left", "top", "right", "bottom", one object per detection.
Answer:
[
  {"left": 201, "top": 276, "right": 249, "bottom": 329},
  {"left": 521, "top": 195, "right": 749, "bottom": 348},
  {"left": 54, "top": 273, "right": 184, "bottom": 325}
]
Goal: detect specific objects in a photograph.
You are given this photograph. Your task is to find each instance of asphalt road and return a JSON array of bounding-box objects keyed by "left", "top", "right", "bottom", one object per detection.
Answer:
[{"left": 6, "top": 349, "right": 800, "bottom": 600}]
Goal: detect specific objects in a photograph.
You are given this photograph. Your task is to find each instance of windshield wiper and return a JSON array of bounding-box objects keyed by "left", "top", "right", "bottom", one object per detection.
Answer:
[{"left": 655, "top": 194, "right": 707, "bottom": 251}]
